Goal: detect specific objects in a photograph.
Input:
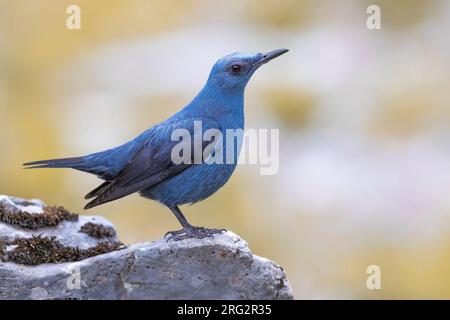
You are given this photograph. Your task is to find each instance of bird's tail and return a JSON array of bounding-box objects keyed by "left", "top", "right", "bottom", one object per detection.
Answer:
[{"left": 23, "top": 156, "right": 85, "bottom": 169}]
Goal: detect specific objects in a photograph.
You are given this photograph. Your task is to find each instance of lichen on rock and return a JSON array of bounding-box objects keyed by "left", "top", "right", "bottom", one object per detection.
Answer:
[
  {"left": 0, "top": 235, "right": 124, "bottom": 265},
  {"left": 0, "top": 195, "right": 122, "bottom": 259},
  {"left": 0, "top": 203, "right": 78, "bottom": 229},
  {"left": 79, "top": 222, "right": 116, "bottom": 239}
]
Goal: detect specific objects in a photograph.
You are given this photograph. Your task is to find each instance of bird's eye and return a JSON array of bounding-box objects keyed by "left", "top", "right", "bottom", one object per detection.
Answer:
[{"left": 231, "top": 64, "right": 242, "bottom": 74}]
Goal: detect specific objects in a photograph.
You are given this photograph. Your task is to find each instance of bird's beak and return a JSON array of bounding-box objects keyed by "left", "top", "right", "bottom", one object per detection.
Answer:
[{"left": 254, "top": 49, "right": 289, "bottom": 68}]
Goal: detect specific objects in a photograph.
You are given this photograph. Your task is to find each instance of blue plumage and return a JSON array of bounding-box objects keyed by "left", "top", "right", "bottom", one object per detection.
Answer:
[{"left": 24, "top": 49, "right": 288, "bottom": 239}]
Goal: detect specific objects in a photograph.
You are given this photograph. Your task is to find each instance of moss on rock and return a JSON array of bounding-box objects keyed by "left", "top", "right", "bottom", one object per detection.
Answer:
[
  {"left": 0, "top": 235, "right": 125, "bottom": 265},
  {"left": 0, "top": 203, "right": 78, "bottom": 229}
]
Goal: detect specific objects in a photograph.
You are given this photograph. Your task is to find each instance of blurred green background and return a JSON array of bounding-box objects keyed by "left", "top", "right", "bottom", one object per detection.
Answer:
[{"left": 1, "top": 0, "right": 450, "bottom": 299}]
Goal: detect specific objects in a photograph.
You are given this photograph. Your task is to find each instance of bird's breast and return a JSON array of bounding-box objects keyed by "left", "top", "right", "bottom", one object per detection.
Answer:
[{"left": 141, "top": 162, "right": 237, "bottom": 206}]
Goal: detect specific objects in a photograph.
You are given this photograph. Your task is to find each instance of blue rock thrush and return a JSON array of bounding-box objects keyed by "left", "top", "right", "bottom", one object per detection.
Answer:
[{"left": 24, "top": 49, "right": 289, "bottom": 240}]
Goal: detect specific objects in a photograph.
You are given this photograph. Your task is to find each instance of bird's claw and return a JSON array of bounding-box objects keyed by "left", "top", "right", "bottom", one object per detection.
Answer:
[{"left": 165, "top": 227, "right": 226, "bottom": 242}]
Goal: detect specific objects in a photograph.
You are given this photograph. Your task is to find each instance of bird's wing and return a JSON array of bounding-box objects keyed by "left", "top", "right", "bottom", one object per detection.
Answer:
[{"left": 84, "top": 117, "right": 221, "bottom": 209}]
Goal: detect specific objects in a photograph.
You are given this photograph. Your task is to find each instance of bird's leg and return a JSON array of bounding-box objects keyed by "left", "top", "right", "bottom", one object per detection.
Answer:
[{"left": 165, "top": 206, "right": 225, "bottom": 241}]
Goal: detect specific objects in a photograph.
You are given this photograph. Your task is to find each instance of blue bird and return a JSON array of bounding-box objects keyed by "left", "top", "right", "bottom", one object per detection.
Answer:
[{"left": 24, "top": 49, "right": 289, "bottom": 240}]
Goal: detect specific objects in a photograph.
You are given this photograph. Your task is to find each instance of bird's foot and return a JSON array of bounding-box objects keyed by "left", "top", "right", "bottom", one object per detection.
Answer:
[{"left": 165, "top": 226, "right": 226, "bottom": 242}]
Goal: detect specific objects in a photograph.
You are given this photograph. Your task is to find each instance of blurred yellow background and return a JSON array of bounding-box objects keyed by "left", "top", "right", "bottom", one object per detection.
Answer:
[{"left": 1, "top": 0, "right": 450, "bottom": 299}]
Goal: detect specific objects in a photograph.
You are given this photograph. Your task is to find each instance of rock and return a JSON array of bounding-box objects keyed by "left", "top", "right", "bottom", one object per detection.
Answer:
[
  {"left": 0, "top": 195, "right": 293, "bottom": 300},
  {"left": 0, "top": 195, "right": 119, "bottom": 250}
]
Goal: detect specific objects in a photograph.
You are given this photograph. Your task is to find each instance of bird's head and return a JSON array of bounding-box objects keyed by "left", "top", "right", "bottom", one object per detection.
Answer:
[{"left": 206, "top": 49, "right": 289, "bottom": 92}]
